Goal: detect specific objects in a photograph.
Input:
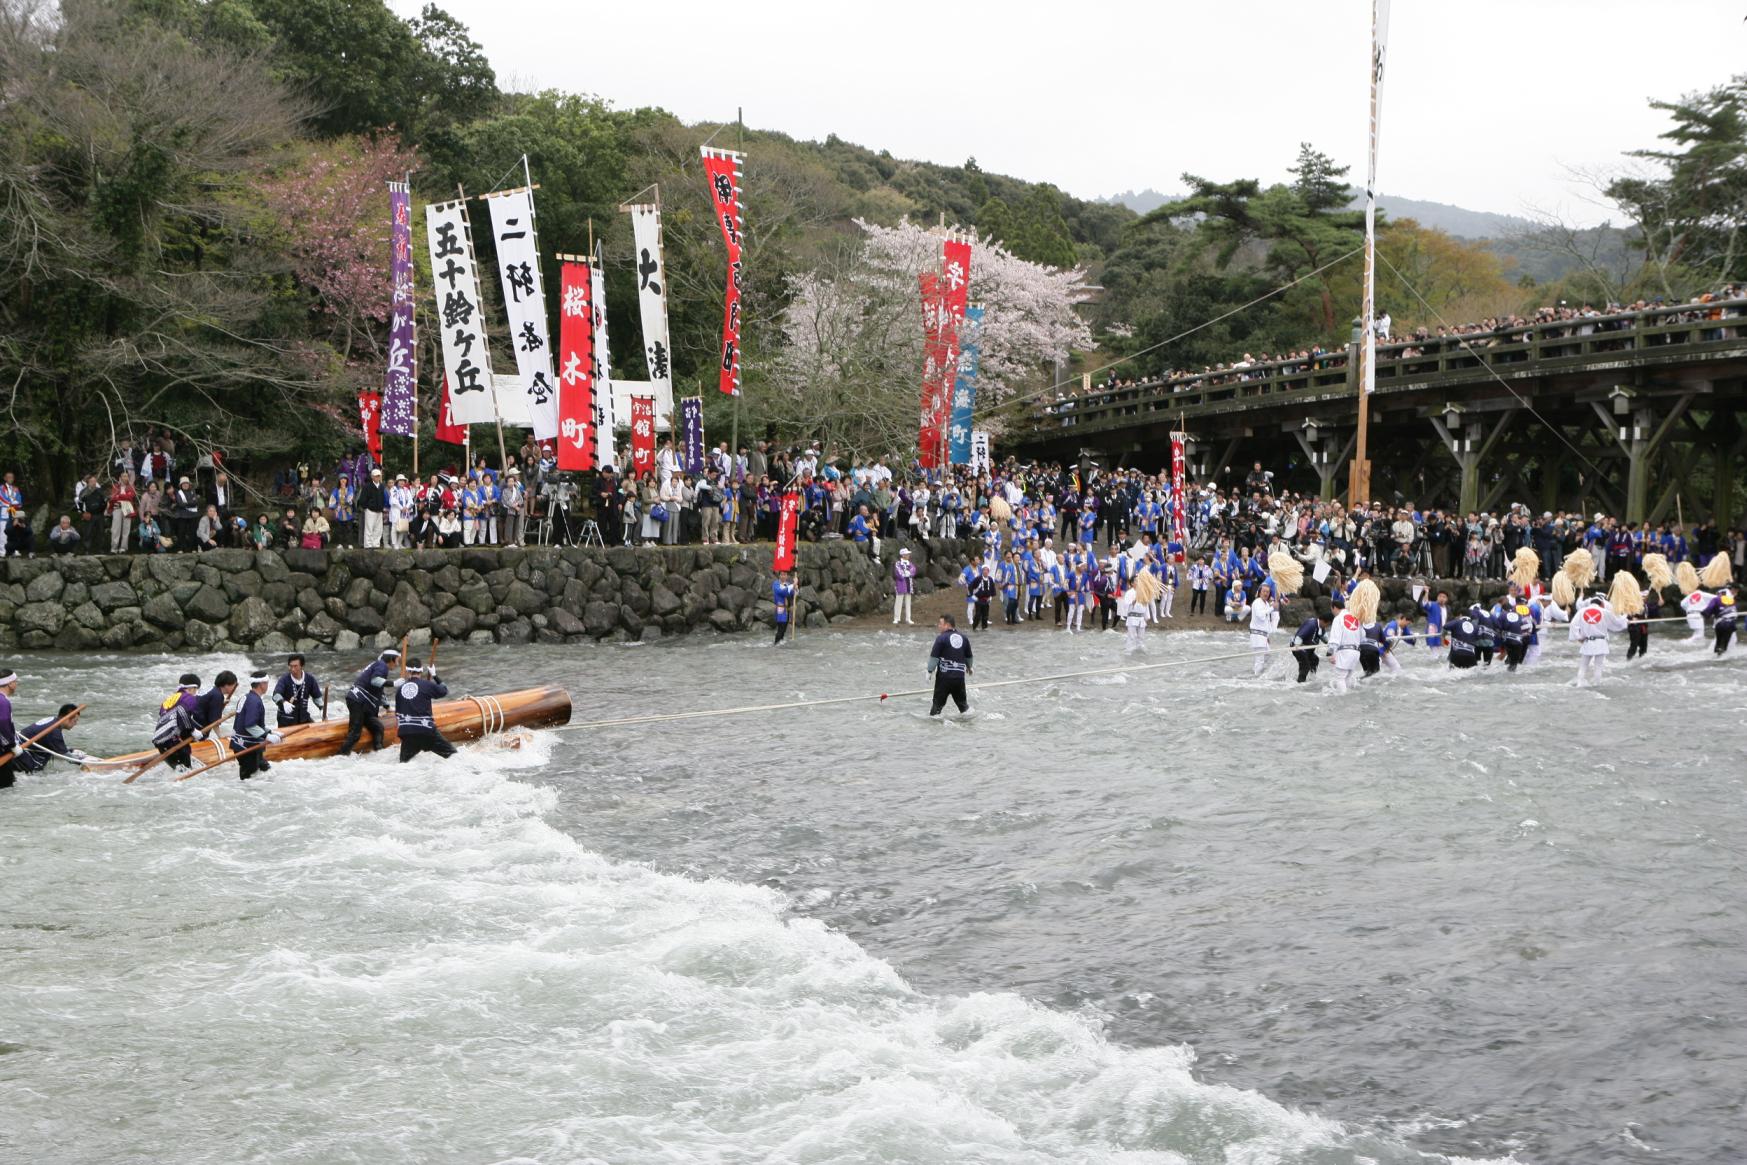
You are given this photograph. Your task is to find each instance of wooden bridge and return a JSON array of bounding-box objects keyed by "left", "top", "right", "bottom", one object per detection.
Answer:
[{"left": 1010, "top": 299, "right": 1747, "bottom": 525}]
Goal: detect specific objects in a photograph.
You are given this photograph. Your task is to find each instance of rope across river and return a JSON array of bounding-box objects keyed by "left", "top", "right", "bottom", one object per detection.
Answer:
[{"left": 553, "top": 615, "right": 1714, "bottom": 733}]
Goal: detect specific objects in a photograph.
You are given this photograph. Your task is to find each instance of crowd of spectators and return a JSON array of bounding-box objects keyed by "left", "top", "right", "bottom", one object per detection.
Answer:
[{"left": 1044, "top": 284, "right": 1747, "bottom": 424}]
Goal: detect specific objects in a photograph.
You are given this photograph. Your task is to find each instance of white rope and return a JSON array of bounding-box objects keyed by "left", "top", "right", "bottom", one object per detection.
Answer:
[{"left": 555, "top": 614, "right": 1729, "bottom": 733}]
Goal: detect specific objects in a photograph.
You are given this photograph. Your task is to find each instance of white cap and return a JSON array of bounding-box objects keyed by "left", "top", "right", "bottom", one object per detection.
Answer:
[{"left": 899, "top": 548, "right": 911, "bottom": 556}]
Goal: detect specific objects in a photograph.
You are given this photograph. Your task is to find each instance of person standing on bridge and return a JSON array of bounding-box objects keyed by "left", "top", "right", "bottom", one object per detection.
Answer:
[{"left": 926, "top": 615, "right": 972, "bottom": 717}]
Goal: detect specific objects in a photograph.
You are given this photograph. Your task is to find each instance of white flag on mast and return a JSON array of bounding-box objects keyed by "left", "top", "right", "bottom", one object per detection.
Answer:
[
  {"left": 591, "top": 243, "right": 616, "bottom": 470},
  {"left": 485, "top": 187, "right": 559, "bottom": 439},
  {"left": 423, "top": 199, "right": 498, "bottom": 426}
]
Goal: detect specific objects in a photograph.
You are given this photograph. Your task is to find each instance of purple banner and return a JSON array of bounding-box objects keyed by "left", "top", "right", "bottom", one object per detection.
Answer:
[
  {"left": 381, "top": 180, "right": 417, "bottom": 436},
  {"left": 680, "top": 396, "right": 705, "bottom": 474}
]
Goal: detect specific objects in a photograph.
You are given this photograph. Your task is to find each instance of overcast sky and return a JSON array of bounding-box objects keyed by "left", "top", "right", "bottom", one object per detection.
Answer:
[{"left": 395, "top": 0, "right": 1743, "bottom": 226}]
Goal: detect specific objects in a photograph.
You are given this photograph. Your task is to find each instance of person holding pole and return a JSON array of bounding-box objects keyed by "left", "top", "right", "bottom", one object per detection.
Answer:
[
  {"left": 230, "top": 673, "right": 282, "bottom": 780},
  {"left": 338, "top": 647, "right": 400, "bottom": 756},
  {"left": 13, "top": 704, "right": 92, "bottom": 773},
  {"left": 150, "top": 674, "right": 204, "bottom": 772},
  {"left": 0, "top": 669, "right": 18, "bottom": 788}
]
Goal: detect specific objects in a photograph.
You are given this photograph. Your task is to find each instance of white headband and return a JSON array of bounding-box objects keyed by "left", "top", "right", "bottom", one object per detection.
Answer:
[
  {"left": 249, "top": 673, "right": 270, "bottom": 684},
  {"left": 0, "top": 671, "right": 16, "bottom": 685}
]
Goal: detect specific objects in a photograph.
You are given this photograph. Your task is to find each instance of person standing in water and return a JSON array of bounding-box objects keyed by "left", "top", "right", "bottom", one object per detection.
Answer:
[{"left": 926, "top": 615, "right": 973, "bottom": 717}]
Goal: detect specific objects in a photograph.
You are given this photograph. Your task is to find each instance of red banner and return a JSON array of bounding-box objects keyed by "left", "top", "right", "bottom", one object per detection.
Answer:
[
  {"left": 937, "top": 238, "right": 972, "bottom": 469},
  {"left": 917, "top": 271, "right": 946, "bottom": 469},
  {"left": 434, "top": 392, "right": 467, "bottom": 446},
  {"left": 556, "top": 259, "right": 596, "bottom": 471},
  {"left": 773, "top": 491, "right": 800, "bottom": 571},
  {"left": 358, "top": 390, "right": 382, "bottom": 465},
  {"left": 1170, "top": 432, "right": 1188, "bottom": 559},
  {"left": 629, "top": 395, "right": 656, "bottom": 477},
  {"left": 700, "top": 149, "right": 744, "bottom": 397}
]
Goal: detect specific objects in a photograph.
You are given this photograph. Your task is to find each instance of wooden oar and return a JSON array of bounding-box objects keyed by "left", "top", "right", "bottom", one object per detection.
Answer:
[
  {"left": 123, "top": 708, "right": 237, "bottom": 784},
  {"left": 320, "top": 682, "right": 330, "bottom": 722},
  {"left": 398, "top": 634, "right": 409, "bottom": 678},
  {"left": 175, "top": 741, "right": 267, "bottom": 783},
  {"left": 0, "top": 703, "right": 88, "bottom": 769},
  {"left": 427, "top": 639, "right": 440, "bottom": 674}
]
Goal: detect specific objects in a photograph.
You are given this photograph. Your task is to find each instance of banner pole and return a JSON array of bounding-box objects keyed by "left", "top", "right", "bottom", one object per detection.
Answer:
[{"left": 407, "top": 170, "right": 421, "bottom": 481}]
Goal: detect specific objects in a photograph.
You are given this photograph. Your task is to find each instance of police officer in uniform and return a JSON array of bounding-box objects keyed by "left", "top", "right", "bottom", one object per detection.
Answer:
[
  {"left": 394, "top": 658, "right": 455, "bottom": 762},
  {"left": 271, "top": 653, "right": 321, "bottom": 727},
  {"left": 14, "top": 704, "right": 91, "bottom": 773},
  {"left": 229, "top": 673, "right": 282, "bottom": 780},
  {"left": 926, "top": 615, "right": 973, "bottom": 716},
  {"left": 338, "top": 647, "right": 400, "bottom": 755}
]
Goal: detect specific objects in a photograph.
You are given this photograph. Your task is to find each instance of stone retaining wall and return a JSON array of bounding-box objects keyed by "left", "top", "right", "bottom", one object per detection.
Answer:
[{"left": 0, "top": 539, "right": 977, "bottom": 654}]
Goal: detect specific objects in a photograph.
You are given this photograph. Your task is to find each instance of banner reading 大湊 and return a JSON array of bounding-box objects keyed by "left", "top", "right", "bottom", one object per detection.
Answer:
[{"left": 948, "top": 305, "right": 984, "bottom": 466}]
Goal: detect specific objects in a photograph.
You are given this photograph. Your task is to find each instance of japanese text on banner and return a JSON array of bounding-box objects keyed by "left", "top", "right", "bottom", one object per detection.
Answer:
[
  {"left": 700, "top": 149, "right": 744, "bottom": 396},
  {"left": 381, "top": 181, "right": 417, "bottom": 436},
  {"left": 680, "top": 397, "right": 705, "bottom": 474},
  {"left": 486, "top": 187, "right": 560, "bottom": 440},
  {"left": 629, "top": 395, "right": 656, "bottom": 477},
  {"left": 773, "top": 492, "right": 800, "bottom": 572},
  {"left": 556, "top": 259, "right": 595, "bottom": 472},
  {"left": 424, "top": 199, "right": 497, "bottom": 425}
]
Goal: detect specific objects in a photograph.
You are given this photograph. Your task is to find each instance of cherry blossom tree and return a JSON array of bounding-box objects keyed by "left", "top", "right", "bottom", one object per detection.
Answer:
[
  {"left": 256, "top": 133, "right": 421, "bottom": 362},
  {"left": 771, "top": 218, "right": 1093, "bottom": 458}
]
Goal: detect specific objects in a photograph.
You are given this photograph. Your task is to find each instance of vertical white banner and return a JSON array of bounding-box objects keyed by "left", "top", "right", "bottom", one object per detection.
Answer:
[
  {"left": 591, "top": 245, "right": 616, "bottom": 470},
  {"left": 629, "top": 204, "right": 674, "bottom": 419},
  {"left": 971, "top": 430, "right": 991, "bottom": 475},
  {"left": 485, "top": 187, "right": 559, "bottom": 440},
  {"left": 423, "top": 199, "right": 498, "bottom": 425},
  {"left": 492, "top": 372, "right": 532, "bottom": 426}
]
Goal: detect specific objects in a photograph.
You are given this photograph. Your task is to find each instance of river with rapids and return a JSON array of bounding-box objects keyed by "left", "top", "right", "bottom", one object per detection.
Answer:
[{"left": 3, "top": 625, "right": 1742, "bottom": 1163}]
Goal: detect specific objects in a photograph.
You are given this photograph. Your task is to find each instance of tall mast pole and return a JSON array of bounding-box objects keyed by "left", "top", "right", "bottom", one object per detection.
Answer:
[{"left": 1352, "top": 0, "right": 1388, "bottom": 508}]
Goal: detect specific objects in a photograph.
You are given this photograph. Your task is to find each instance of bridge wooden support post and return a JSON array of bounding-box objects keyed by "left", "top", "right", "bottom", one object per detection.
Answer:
[
  {"left": 1293, "top": 424, "right": 1355, "bottom": 502},
  {"left": 1430, "top": 408, "right": 1517, "bottom": 517},
  {"left": 1592, "top": 392, "right": 1692, "bottom": 525},
  {"left": 1712, "top": 412, "right": 1740, "bottom": 529}
]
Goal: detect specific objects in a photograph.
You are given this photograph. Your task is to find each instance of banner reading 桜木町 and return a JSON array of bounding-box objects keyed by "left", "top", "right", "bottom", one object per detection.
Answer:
[
  {"left": 629, "top": 395, "right": 656, "bottom": 478},
  {"left": 773, "top": 491, "right": 800, "bottom": 572},
  {"left": 700, "top": 148, "right": 744, "bottom": 397},
  {"left": 556, "top": 258, "right": 595, "bottom": 472},
  {"left": 423, "top": 199, "right": 497, "bottom": 426},
  {"left": 381, "top": 180, "right": 417, "bottom": 437}
]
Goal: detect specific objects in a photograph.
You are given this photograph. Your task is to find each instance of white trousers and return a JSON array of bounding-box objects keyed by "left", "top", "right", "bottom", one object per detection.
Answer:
[
  {"left": 1687, "top": 613, "right": 1706, "bottom": 641},
  {"left": 1067, "top": 603, "right": 1084, "bottom": 632},
  {"left": 1125, "top": 618, "right": 1146, "bottom": 651},
  {"left": 892, "top": 593, "right": 912, "bottom": 624},
  {"left": 1330, "top": 664, "right": 1357, "bottom": 693},
  {"left": 1576, "top": 654, "right": 1606, "bottom": 685},
  {"left": 363, "top": 509, "right": 384, "bottom": 548},
  {"left": 1251, "top": 634, "right": 1270, "bottom": 676}
]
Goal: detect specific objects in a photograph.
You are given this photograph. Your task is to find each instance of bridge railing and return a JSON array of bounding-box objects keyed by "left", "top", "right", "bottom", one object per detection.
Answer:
[{"left": 1033, "top": 297, "right": 1747, "bottom": 435}]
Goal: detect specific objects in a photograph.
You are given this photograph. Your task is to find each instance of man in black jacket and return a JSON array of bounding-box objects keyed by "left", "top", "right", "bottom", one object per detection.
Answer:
[{"left": 357, "top": 466, "right": 387, "bottom": 548}]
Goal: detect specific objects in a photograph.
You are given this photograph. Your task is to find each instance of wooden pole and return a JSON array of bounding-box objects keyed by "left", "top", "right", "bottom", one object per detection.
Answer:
[
  {"left": 407, "top": 169, "right": 420, "bottom": 482},
  {"left": 175, "top": 742, "right": 268, "bottom": 783},
  {"left": 0, "top": 703, "right": 88, "bottom": 769},
  {"left": 124, "top": 708, "right": 238, "bottom": 784},
  {"left": 320, "top": 683, "right": 330, "bottom": 722}
]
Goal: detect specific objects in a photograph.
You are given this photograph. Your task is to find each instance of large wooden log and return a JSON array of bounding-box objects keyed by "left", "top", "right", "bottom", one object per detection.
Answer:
[{"left": 97, "top": 687, "right": 571, "bottom": 767}]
